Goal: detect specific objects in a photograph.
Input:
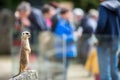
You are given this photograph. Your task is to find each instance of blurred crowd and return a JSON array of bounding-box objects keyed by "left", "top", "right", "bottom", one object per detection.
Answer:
[
  {"left": 13, "top": 0, "right": 120, "bottom": 80},
  {"left": 14, "top": 1, "right": 98, "bottom": 43}
]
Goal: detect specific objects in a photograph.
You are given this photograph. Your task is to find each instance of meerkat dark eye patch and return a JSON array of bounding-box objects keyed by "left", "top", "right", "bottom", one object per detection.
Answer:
[{"left": 26, "top": 33, "right": 29, "bottom": 35}]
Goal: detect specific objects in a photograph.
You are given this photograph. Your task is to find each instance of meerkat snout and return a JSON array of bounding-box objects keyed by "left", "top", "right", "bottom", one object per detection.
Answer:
[{"left": 25, "top": 32, "right": 31, "bottom": 37}]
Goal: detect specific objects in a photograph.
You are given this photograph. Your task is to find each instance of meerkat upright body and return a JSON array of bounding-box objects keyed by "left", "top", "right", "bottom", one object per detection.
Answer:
[{"left": 19, "top": 31, "right": 31, "bottom": 74}]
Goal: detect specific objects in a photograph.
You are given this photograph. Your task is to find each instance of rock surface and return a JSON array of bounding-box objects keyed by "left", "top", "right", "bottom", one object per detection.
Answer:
[{"left": 9, "top": 70, "right": 38, "bottom": 80}]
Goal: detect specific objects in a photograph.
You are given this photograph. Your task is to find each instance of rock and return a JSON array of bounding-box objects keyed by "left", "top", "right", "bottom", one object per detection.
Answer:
[{"left": 9, "top": 70, "right": 38, "bottom": 80}]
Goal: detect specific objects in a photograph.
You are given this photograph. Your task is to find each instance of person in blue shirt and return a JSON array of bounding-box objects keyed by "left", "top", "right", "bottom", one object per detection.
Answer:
[{"left": 54, "top": 8, "right": 81, "bottom": 69}]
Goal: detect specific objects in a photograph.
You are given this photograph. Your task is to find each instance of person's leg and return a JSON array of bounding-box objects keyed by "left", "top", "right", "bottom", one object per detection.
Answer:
[
  {"left": 109, "top": 39, "right": 120, "bottom": 80},
  {"left": 110, "top": 50, "right": 119, "bottom": 80},
  {"left": 97, "top": 47, "right": 111, "bottom": 80}
]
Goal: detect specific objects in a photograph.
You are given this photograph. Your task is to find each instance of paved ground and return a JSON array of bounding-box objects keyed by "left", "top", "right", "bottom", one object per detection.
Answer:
[
  {"left": 0, "top": 56, "right": 94, "bottom": 80},
  {"left": 0, "top": 57, "right": 12, "bottom": 80},
  {"left": 68, "top": 64, "right": 94, "bottom": 80}
]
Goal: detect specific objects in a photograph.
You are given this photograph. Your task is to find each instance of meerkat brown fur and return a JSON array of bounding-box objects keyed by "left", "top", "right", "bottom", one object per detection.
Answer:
[
  {"left": 13, "top": 31, "right": 31, "bottom": 77},
  {"left": 20, "top": 31, "right": 31, "bottom": 73}
]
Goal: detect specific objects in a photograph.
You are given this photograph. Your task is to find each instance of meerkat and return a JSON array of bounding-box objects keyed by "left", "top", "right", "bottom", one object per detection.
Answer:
[{"left": 13, "top": 31, "right": 31, "bottom": 78}]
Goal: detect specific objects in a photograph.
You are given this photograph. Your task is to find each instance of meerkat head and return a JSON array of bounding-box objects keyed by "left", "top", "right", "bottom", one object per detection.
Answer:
[{"left": 21, "top": 31, "right": 31, "bottom": 39}]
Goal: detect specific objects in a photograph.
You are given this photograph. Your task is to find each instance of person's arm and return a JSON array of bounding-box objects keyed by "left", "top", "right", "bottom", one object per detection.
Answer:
[{"left": 96, "top": 6, "right": 108, "bottom": 34}]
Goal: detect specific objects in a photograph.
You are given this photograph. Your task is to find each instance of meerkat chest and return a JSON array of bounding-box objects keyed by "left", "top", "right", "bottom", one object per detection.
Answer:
[
  {"left": 26, "top": 39, "right": 31, "bottom": 52},
  {"left": 22, "top": 39, "right": 31, "bottom": 52},
  {"left": 26, "top": 39, "right": 30, "bottom": 48}
]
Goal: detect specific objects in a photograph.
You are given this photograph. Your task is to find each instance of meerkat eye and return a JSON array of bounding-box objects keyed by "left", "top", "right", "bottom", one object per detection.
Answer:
[{"left": 26, "top": 33, "right": 29, "bottom": 35}]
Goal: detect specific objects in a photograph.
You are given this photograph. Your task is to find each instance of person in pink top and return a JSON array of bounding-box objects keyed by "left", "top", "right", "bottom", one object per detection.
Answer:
[{"left": 42, "top": 5, "right": 56, "bottom": 30}]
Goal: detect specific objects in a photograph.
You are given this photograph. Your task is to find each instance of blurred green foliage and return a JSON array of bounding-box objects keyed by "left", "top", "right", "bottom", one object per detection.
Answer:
[
  {"left": 72, "top": 0, "right": 99, "bottom": 11},
  {"left": 0, "top": 0, "right": 23, "bottom": 10},
  {"left": 46, "top": 0, "right": 99, "bottom": 11},
  {"left": 0, "top": 0, "right": 99, "bottom": 11}
]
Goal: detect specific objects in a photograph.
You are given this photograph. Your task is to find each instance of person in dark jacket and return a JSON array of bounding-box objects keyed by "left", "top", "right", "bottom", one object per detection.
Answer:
[
  {"left": 15, "top": 1, "right": 48, "bottom": 44},
  {"left": 96, "top": 0, "right": 120, "bottom": 80}
]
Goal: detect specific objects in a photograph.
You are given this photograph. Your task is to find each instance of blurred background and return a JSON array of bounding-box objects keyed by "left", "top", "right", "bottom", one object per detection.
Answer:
[
  {"left": 0, "top": 0, "right": 99, "bottom": 11},
  {"left": 0, "top": 0, "right": 120, "bottom": 80}
]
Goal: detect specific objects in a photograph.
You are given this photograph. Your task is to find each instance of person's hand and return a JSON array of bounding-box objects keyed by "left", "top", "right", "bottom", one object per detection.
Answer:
[
  {"left": 74, "top": 31, "right": 82, "bottom": 38},
  {"left": 21, "top": 18, "right": 31, "bottom": 27},
  {"left": 77, "top": 27, "right": 83, "bottom": 38},
  {"left": 15, "top": 11, "right": 20, "bottom": 19}
]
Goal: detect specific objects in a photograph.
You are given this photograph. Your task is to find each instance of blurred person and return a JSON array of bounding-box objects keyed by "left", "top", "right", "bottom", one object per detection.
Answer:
[
  {"left": 48, "top": 1, "right": 61, "bottom": 32},
  {"left": 73, "top": 8, "right": 84, "bottom": 29},
  {"left": 15, "top": 1, "right": 48, "bottom": 45},
  {"left": 85, "top": 36, "right": 100, "bottom": 80},
  {"left": 83, "top": 9, "right": 98, "bottom": 56},
  {"left": 77, "top": 9, "right": 98, "bottom": 64},
  {"left": 87, "top": 8, "right": 98, "bottom": 49},
  {"left": 87, "top": 9, "right": 98, "bottom": 33},
  {"left": 54, "top": 8, "right": 82, "bottom": 76},
  {"left": 80, "top": 9, "right": 98, "bottom": 34},
  {"left": 41, "top": 5, "right": 54, "bottom": 30},
  {"left": 96, "top": 0, "right": 120, "bottom": 80}
]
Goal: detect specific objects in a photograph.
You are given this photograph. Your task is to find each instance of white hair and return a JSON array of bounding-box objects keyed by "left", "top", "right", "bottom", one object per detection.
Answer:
[
  {"left": 89, "top": 9, "right": 98, "bottom": 17},
  {"left": 73, "top": 8, "right": 84, "bottom": 16},
  {"left": 17, "top": 1, "right": 31, "bottom": 12}
]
